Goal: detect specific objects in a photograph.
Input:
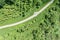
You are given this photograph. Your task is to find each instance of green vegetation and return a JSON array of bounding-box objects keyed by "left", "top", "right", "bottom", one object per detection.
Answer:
[
  {"left": 0, "top": 0, "right": 60, "bottom": 40},
  {"left": 0, "top": 0, "right": 50, "bottom": 26}
]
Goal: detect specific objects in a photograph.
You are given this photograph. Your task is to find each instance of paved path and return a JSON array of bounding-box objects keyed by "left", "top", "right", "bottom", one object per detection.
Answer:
[{"left": 0, "top": 0, "right": 54, "bottom": 29}]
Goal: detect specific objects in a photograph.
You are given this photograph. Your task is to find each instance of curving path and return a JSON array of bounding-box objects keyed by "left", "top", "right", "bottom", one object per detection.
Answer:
[{"left": 0, "top": 0, "right": 54, "bottom": 29}]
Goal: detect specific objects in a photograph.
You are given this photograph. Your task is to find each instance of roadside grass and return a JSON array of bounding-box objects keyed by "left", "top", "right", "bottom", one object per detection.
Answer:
[
  {"left": 0, "top": 0, "right": 50, "bottom": 26},
  {"left": 0, "top": 0, "right": 60, "bottom": 40}
]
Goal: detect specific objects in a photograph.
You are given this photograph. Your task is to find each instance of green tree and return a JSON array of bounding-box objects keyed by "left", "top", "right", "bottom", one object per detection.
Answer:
[{"left": 0, "top": 0, "right": 5, "bottom": 8}]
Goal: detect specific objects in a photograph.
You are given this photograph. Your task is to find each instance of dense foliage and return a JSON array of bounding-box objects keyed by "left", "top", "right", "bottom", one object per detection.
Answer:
[
  {"left": 0, "top": 0, "right": 60, "bottom": 40},
  {"left": 0, "top": 0, "right": 49, "bottom": 26}
]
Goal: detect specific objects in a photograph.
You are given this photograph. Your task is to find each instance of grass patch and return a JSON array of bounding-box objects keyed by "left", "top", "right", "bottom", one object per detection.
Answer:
[
  {"left": 0, "top": 0, "right": 60, "bottom": 40},
  {"left": 0, "top": 0, "right": 50, "bottom": 26}
]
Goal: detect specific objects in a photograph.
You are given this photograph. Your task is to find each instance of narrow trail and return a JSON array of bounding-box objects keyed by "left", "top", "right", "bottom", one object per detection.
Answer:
[{"left": 0, "top": 0, "right": 54, "bottom": 29}]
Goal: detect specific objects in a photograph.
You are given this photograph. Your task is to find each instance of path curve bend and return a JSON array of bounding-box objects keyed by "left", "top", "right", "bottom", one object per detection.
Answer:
[{"left": 0, "top": 0, "right": 54, "bottom": 29}]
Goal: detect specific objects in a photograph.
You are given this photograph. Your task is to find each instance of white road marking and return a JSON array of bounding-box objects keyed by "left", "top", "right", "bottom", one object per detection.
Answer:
[{"left": 0, "top": 0, "right": 54, "bottom": 29}]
